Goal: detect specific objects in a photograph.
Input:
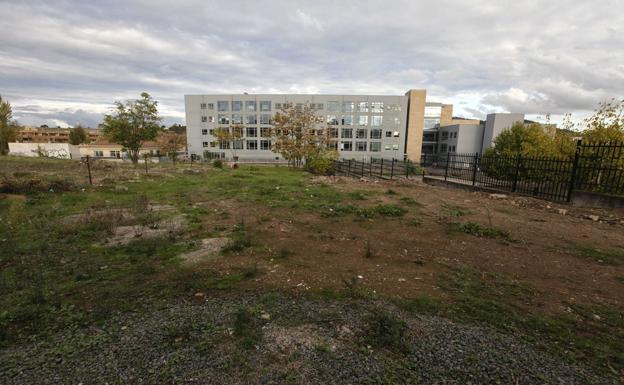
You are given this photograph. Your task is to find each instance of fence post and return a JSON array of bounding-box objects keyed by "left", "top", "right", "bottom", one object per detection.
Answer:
[
  {"left": 567, "top": 140, "right": 582, "bottom": 202},
  {"left": 86, "top": 155, "right": 93, "bottom": 186},
  {"left": 512, "top": 154, "right": 521, "bottom": 192},
  {"left": 348, "top": 159, "right": 352, "bottom": 175},
  {"left": 471, "top": 153, "right": 479, "bottom": 186},
  {"left": 405, "top": 159, "right": 410, "bottom": 178},
  {"left": 444, "top": 154, "right": 450, "bottom": 181},
  {"left": 391, "top": 158, "right": 395, "bottom": 179},
  {"left": 144, "top": 154, "right": 149, "bottom": 174},
  {"left": 361, "top": 160, "right": 365, "bottom": 177},
  {"left": 380, "top": 158, "right": 384, "bottom": 178}
]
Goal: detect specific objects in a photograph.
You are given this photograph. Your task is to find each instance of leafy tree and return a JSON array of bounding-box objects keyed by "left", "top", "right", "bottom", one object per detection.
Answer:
[
  {"left": 271, "top": 103, "right": 337, "bottom": 170},
  {"left": 214, "top": 124, "right": 244, "bottom": 160},
  {"left": 483, "top": 121, "right": 559, "bottom": 158},
  {"left": 582, "top": 99, "right": 624, "bottom": 144},
  {"left": 158, "top": 131, "right": 186, "bottom": 162},
  {"left": 101, "top": 92, "right": 162, "bottom": 164},
  {"left": 69, "top": 125, "right": 88, "bottom": 145},
  {"left": 168, "top": 123, "right": 186, "bottom": 135},
  {"left": 0, "top": 95, "right": 18, "bottom": 155}
]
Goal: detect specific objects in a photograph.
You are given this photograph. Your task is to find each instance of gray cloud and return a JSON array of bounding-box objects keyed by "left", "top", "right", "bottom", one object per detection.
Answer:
[{"left": 0, "top": 0, "right": 622, "bottom": 127}]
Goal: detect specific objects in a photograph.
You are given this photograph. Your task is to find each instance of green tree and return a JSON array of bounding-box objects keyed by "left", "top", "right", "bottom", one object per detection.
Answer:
[
  {"left": 214, "top": 124, "right": 244, "bottom": 161},
  {"left": 168, "top": 123, "right": 186, "bottom": 135},
  {"left": 69, "top": 125, "right": 88, "bottom": 145},
  {"left": 157, "top": 131, "right": 186, "bottom": 162},
  {"left": 101, "top": 92, "right": 162, "bottom": 164},
  {"left": 582, "top": 99, "right": 624, "bottom": 143},
  {"left": 483, "top": 121, "right": 558, "bottom": 158},
  {"left": 0, "top": 95, "right": 18, "bottom": 155}
]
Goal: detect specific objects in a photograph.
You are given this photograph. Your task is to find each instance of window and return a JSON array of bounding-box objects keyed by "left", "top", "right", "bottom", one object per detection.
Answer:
[
  {"left": 260, "top": 140, "right": 271, "bottom": 150},
  {"left": 207, "top": 103, "right": 214, "bottom": 110},
  {"left": 450, "top": 145, "right": 456, "bottom": 152},
  {"left": 244, "top": 127, "right": 256, "bottom": 137},
  {"left": 327, "top": 115, "right": 339, "bottom": 125},
  {"left": 342, "top": 115, "right": 353, "bottom": 125},
  {"left": 209, "top": 128, "right": 215, "bottom": 135},
  {"left": 232, "top": 126, "right": 243, "bottom": 137},
  {"left": 425, "top": 118, "right": 440, "bottom": 129},
  {"left": 232, "top": 101, "right": 243, "bottom": 111},
  {"left": 355, "top": 142, "right": 367, "bottom": 152},
  {"left": 275, "top": 103, "right": 283, "bottom": 110},
  {"left": 200, "top": 103, "right": 207, "bottom": 109},
  {"left": 342, "top": 102, "right": 354, "bottom": 112},
  {"left": 260, "top": 127, "right": 271, "bottom": 137},
  {"left": 386, "top": 104, "right": 402, "bottom": 112},
  {"left": 327, "top": 101, "right": 339, "bottom": 112},
  {"left": 439, "top": 143, "right": 448, "bottom": 153},
  {"left": 341, "top": 141, "right": 353, "bottom": 151},
  {"left": 208, "top": 116, "right": 215, "bottom": 123},
  {"left": 232, "top": 114, "right": 243, "bottom": 124},
  {"left": 219, "top": 141, "right": 230, "bottom": 150},
  {"left": 356, "top": 128, "right": 367, "bottom": 138},
  {"left": 202, "top": 129, "right": 208, "bottom": 135},
  {"left": 453, "top": 132, "right": 458, "bottom": 138},
  {"left": 202, "top": 142, "right": 209, "bottom": 148},
  {"left": 441, "top": 131, "right": 449, "bottom": 140},
  {"left": 110, "top": 150, "right": 121, "bottom": 158},
  {"left": 425, "top": 106, "right": 442, "bottom": 117},
  {"left": 370, "top": 142, "right": 381, "bottom": 152},
  {"left": 371, "top": 102, "right": 384, "bottom": 113},
  {"left": 259, "top": 101, "right": 271, "bottom": 111},
  {"left": 385, "top": 131, "right": 392, "bottom": 138},
  {"left": 218, "top": 114, "right": 230, "bottom": 124},
  {"left": 295, "top": 103, "right": 304, "bottom": 112},
  {"left": 393, "top": 131, "right": 400, "bottom": 137},
  {"left": 245, "top": 101, "right": 256, "bottom": 111},
  {"left": 94, "top": 150, "right": 103, "bottom": 157},
  {"left": 314, "top": 103, "right": 324, "bottom": 110},
  {"left": 358, "top": 115, "right": 368, "bottom": 126},
  {"left": 371, "top": 115, "right": 383, "bottom": 126},
  {"left": 246, "top": 115, "right": 257, "bottom": 124},
  {"left": 341, "top": 128, "right": 353, "bottom": 138},
  {"left": 247, "top": 140, "right": 258, "bottom": 150},
  {"left": 210, "top": 141, "right": 217, "bottom": 148},
  {"left": 218, "top": 101, "right": 229, "bottom": 111},
  {"left": 329, "top": 142, "right": 338, "bottom": 150},
  {"left": 260, "top": 114, "right": 272, "bottom": 124},
  {"left": 384, "top": 144, "right": 391, "bottom": 150},
  {"left": 233, "top": 140, "right": 244, "bottom": 150},
  {"left": 201, "top": 116, "right": 207, "bottom": 122},
  {"left": 370, "top": 128, "right": 382, "bottom": 139},
  {"left": 357, "top": 102, "right": 368, "bottom": 112},
  {"left": 392, "top": 144, "right": 399, "bottom": 150},
  {"left": 329, "top": 128, "right": 338, "bottom": 138}
]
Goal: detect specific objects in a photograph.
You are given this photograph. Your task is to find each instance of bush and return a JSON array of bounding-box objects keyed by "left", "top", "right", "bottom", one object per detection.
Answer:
[
  {"left": 455, "top": 221, "right": 509, "bottom": 239},
  {"left": 365, "top": 309, "right": 408, "bottom": 353},
  {"left": 306, "top": 154, "right": 336, "bottom": 175},
  {"left": 374, "top": 204, "right": 407, "bottom": 217},
  {"left": 233, "top": 308, "right": 263, "bottom": 349},
  {"left": 212, "top": 159, "right": 223, "bottom": 169}
]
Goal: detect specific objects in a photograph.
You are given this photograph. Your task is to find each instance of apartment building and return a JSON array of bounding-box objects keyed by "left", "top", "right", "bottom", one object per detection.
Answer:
[{"left": 17, "top": 126, "right": 102, "bottom": 144}]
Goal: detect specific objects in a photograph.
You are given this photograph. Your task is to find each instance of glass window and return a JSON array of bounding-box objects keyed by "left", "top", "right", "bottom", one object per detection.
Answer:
[
  {"left": 385, "top": 131, "right": 392, "bottom": 137},
  {"left": 341, "top": 141, "right": 353, "bottom": 151},
  {"left": 200, "top": 103, "right": 206, "bottom": 109},
  {"left": 218, "top": 114, "right": 230, "bottom": 124},
  {"left": 358, "top": 115, "right": 368, "bottom": 126},
  {"left": 341, "top": 128, "right": 353, "bottom": 138},
  {"left": 384, "top": 144, "right": 391, "bottom": 150},
  {"left": 201, "top": 129, "right": 208, "bottom": 135},
  {"left": 342, "top": 102, "right": 354, "bottom": 112},
  {"left": 246, "top": 127, "right": 257, "bottom": 137},
  {"left": 356, "top": 128, "right": 367, "bottom": 139},
  {"left": 247, "top": 140, "right": 258, "bottom": 150},
  {"left": 425, "top": 106, "right": 442, "bottom": 117},
  {"left": 441, "top": 131, "right": 449, "bottom": 140},
  {"left": 329, "top": 128, "right": 338, "bottom": 138},
  {"left": 209, "top": 128, "right": 215, "bottom": 135},
  {"left": 207, "top": 103, "right": 214, "bottom": 110},
  {"left": 342, "top": 115, "right": 353, "bottom": 125},
  {"left": 370, "top": 128, "right": 382, "bottom": 139},
  {"left": 246, "top": 115, "right": 257, "bottom": 124},
  {"left": 295, "top": 103, "right": 304, "bottom": 112},
  {"left": 259, "top": 101, "right": 271, "bottom": 111},
  {"left": 219, "top": 140, "right": 230, "bottom": 150},
  {"left": 392, "top": 144, "right": 399, "bottom": 150},
  {"left": 327, "top": 115, "right": 339, "bottom": 125},
  {"left": 327, "top": 101, "right": 339, "bottom": 112},
  {"left": 94, "top": 150, "right": 103, "bottom": 157},
  {"left": 218, "top": 101, "right": 229, "bottom": 111},
  {"left": 371, "top": 115, "right": 383, "bottom": 126},
  {"left": 393, "top": 131, "right": 400, "bottom": 137},
  {"left": 370, "top": 142, "right": 381, "bottom": 152},
  {"left": 260, "top": 127, "right": 271, "bottom": 137},
  {"left": 439, "top": 143, "right": 448, "bottom": 153},
  {"left": 210, "top": 141, "right": 217, "bottom": 148},
  {"left": 233, "top": 140, "right": 244, "bottom": 150},
  {"left": 386, "top": 104, "right": 402, "bottom": 112},
  {"left": 232, "top": 114, "right": 243, "bottom": 124},
  {"left": 371, "top": 102, "right": 384, "bottom": 113},
  {"left": 329, "top": 142, "right": 338, "bottom": 150},
  {"left": 245, "top": 101, "right": 256, "bottom": 111},
  {"left": 356, "top": 142, "right": 367, "bottom": 152},
  {"left": 232, "top": 101, "right": 243, "bottom": 111},
  {"left": 232, "top": 126, "right": 243, "bottom": 137},
  {"left": 208, "top": 116, "right": 215, "bottom": 123},
  {"left": 424, "top": 118, "right": 440, "bottom": 129},
  {"left": 275, "top": 103, "right": 283, "bottom": 110},
  {"left": 260, "top": 140, "right": 271, "bottom": 150},
  {"left": 357, "top": 102, "right": 368, "bottom": 112},
  {"left": 201, "top": 116, "right": 207, "bottom": 122},
  {"left": 315, "top": 103, "right": 324, "bottom": 110},
  {"left": 260, "top": 114, "right": 271, "bottom": 124},
  {"left": 202, "top": 142, "right": 209, "bottom": 148}
]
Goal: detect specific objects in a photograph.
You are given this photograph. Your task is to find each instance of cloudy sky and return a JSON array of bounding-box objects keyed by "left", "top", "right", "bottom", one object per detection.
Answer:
[{"left": 1, "top": 0, "right": 622, "bottom": 128}]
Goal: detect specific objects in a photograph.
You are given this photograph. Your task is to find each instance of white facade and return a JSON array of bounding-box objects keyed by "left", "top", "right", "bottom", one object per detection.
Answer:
[
  {"left": 8, "top": 142, "right": 81, "bottom": 159},
  {"left": 184, "top": 94, "right": 409, "bottom": 161},
  {"left": 438, "top": 124, "right": 484, "bottom": 154}
]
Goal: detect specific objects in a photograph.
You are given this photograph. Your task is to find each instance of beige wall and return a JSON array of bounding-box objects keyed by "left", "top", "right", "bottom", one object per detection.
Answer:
[
  {"left": 405, "top": 89, "right": 426, "bottom": 160},
  {"left": 440, "top": 104, "right": 453, "bottom": 127}
]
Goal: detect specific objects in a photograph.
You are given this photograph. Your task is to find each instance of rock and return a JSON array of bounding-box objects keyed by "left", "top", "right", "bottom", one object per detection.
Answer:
[
  {"left": 398, "top": 278, "right": 407, "bottom": 282},
  {"left": 179, "top": 238, "right": 230, "bottom": 265},
  {"left": 489, "top": 193, "right": 507, "bottom": 199},
  {"left": 114, "top": 185, "right": 129, "bottom": 192},
  {"left": 557, "top": 209, "right": 568, "bottom": 215},
  {"left": 260, "top": 313, "right": 271, "bottom": 320},
  {"left": 586, "top": 215, "right": 600, "bottom": 222},
  {"left": 194, "top": 292, "right": 205, "bottom": 298},
  {"left": 357, "top": 275, "right": 364, "bottom": 279}
]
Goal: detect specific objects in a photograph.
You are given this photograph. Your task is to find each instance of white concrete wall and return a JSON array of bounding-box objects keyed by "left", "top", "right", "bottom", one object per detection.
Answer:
[
  {"left": 481, "top": 113, "right": 524, "bottom": 152},
  {"left": 8, "top": 143, "right": 80, "bottom": 159}
]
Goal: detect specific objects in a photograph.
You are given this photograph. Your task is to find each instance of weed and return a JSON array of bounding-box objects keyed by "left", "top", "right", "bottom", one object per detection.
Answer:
[
  {"left": 212, "top": 159, "right": 223, "bottom": 169},
  {"left": 406, "top": 218, "right": 422, "bottom": 227},
  {"left": 385, "top": 189, "right": 398, "bottom": 195},
  {"left": 233, "top": 308, "right": 263, "bottom": 349},
  {"left": 399, "top": 197, "right": 422, "bottom": 207},
  {"left": 452, "top": 221, "right": 509, "bottom": 239},
  {"left": 223, "top": 221, "right": 252, "bottom": 253},
  {"left": 441, "top": 203, "right": 470, "bottom": 217},
  {"left": 572, "top": 245, "right": 624, "bottom": 265},
  {"left": 374, "top": 204, "right": 407, "bottom": 217},
  {"left": 364, "top": 309, "right": 408, "bottom": 353},
  {"left": 348, "top": 191, "right": 368, "bottom": 200}
]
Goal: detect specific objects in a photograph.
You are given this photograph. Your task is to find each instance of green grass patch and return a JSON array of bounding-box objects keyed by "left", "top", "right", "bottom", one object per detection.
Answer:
[
  {"left": 441, "top": 203, "right": 471, "bottom": 217},
  {"left": 233, "top": 307, "right": 264, "bottom": 349},
  {"left": 572, "top": 244, "right": 624, "bottom": 265},
  {"left": 451, "top": 221, "right": 509, "bottom": 239}
]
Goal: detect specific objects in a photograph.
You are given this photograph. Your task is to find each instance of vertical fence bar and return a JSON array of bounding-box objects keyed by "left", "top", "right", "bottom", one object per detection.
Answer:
[
  {"left": 361, "top": 160, "right": 365, "bottom": 177},
  {"left": 348, "top": 159, "right": 352, "bottom": 175},
  {"left": 512, "top": 154, "right": 521, "bottom": 192},
  {"left": 390, "top": 159, "right": 395, "bottom": 179},
  {"left": 444, "top": 154, "right": 450, "bottom": 181},
  {"left": 380, "top": 158, "right": 384, "bottom": 178},
  {"left": 406, "top": 159, "right": 410, "bottom": 178},
  {"left": 567, "top": 140, "right": 582, "bottom": 202},
  {"left": 471, "top": 153, "right": 479, "bottom": 186},
  {"left": 86, "top": 155, "right": 93, "bottom": 186}
]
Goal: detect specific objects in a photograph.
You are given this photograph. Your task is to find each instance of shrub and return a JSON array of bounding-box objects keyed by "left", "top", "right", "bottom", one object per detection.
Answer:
[
  {"left": 233, "top": 308, "right": 263, "bottom": 349},
  {"left": 441, "top": 203, "right": 470, "bottom": 217},
  {"left": 212, "top": 159, "right": 223, "bottom": 169},
  {"left": 365, "top": 309, "right": 408, "bottom": 353}
]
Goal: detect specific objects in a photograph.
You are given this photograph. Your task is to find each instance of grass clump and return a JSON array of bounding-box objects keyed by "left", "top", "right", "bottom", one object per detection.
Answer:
[
  {"left": 385, "top": 189, "right": 398, "bottom": 195},
  {"left": 453, "top": 221, "right": 509, "bottom": 239},
  {"left": 233, "top": 308, "right": 263, "bottom": 349},
  {"left": 441, "top": 203, "right": 470, "bottom": 217},
  {"left": 374, "top": 204, "right": 407, "bottom": 217},
  {"left": 364, "top": 309, "right": 408, "bottom": 353},
  {"left": 212, "top": 159, "right": 223, "bottom": 169},
  {"left": 399, "top": 197, "right": 422, "bottom": 207},
  {"left": 573, "top": 245, "right": 624, "bottom": 265},
  {"left": 223, "top": 221, "right": 252, "bottom": 253}
]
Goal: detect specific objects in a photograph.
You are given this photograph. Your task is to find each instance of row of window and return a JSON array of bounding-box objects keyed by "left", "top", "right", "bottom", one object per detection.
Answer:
[
  {"left": 200, "top": 127, "right": 400, "bottom": 139},
  {"left": 201, "top": 114, "right": 393, "bottom": 127},
  {"left": 202, "top": 114, "right": 273, "bottom": 125},
  {"left": 440, "top": 131, "right": 458, "bottom": 140},
  {"left": 200, "top": 139, "right": 399, "bottom": 152},
  {"left": 203, "top": 140, "right": 272, "bottom": 150},
  {"left": 200, "top": 101, "right": 401, "bottom": 113},
  {"left": 439, "top": 144, "right": 457, "bottom": 153}
]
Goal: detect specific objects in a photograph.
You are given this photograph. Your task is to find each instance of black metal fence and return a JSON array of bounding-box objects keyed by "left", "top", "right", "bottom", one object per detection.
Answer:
[{"left": 336, "top": 141, "right": 624, "bottom": 203}]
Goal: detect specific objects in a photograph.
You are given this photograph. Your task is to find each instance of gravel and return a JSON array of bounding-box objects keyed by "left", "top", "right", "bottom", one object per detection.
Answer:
[{"left": 0, "top": 293, "right": 610, "bottom": 385}]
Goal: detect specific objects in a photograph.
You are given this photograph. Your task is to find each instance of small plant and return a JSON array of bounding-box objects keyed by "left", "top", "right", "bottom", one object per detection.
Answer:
[
  {"left": 374, "top": 204, "right": 407, "bottom": 217},
  {"left": 385, "top": 189, "right": 398, "bottom": 195},
  {"left": 399, "top": 197, "right": 422, "bottom": 207},
  {"left": 212, "top": 159, "right": 223, "bottom": 169},
  {"left": 455, "top": 221, "right": 508, "bottom": 239},
  {"left": 573, "top": 245, "right": 624, "bottom": 265},
  {"left": 222, "top": 220, "right": 252, "bottom": 253},
  {"left": 233, "top": 308, "right": 263, "bottom": 349},
  {"left": 441, "top": 203, "right": 470, "bottom": 217},
  {"left": 365, "top": 309, "right": 408, "bottom": 353},
  {"left": 406, "top": 218, "right": 422, "bottom": 227}
]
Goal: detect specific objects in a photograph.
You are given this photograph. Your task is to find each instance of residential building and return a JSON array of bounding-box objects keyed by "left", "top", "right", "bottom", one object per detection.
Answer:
[{"left": 16, "top": 126, "right": 103, "bottom": 144}]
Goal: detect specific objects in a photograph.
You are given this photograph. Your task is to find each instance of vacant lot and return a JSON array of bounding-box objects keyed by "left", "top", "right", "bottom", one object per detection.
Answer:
[{"left": 1, "top": 156, "right": 623, "bottom": 384}]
